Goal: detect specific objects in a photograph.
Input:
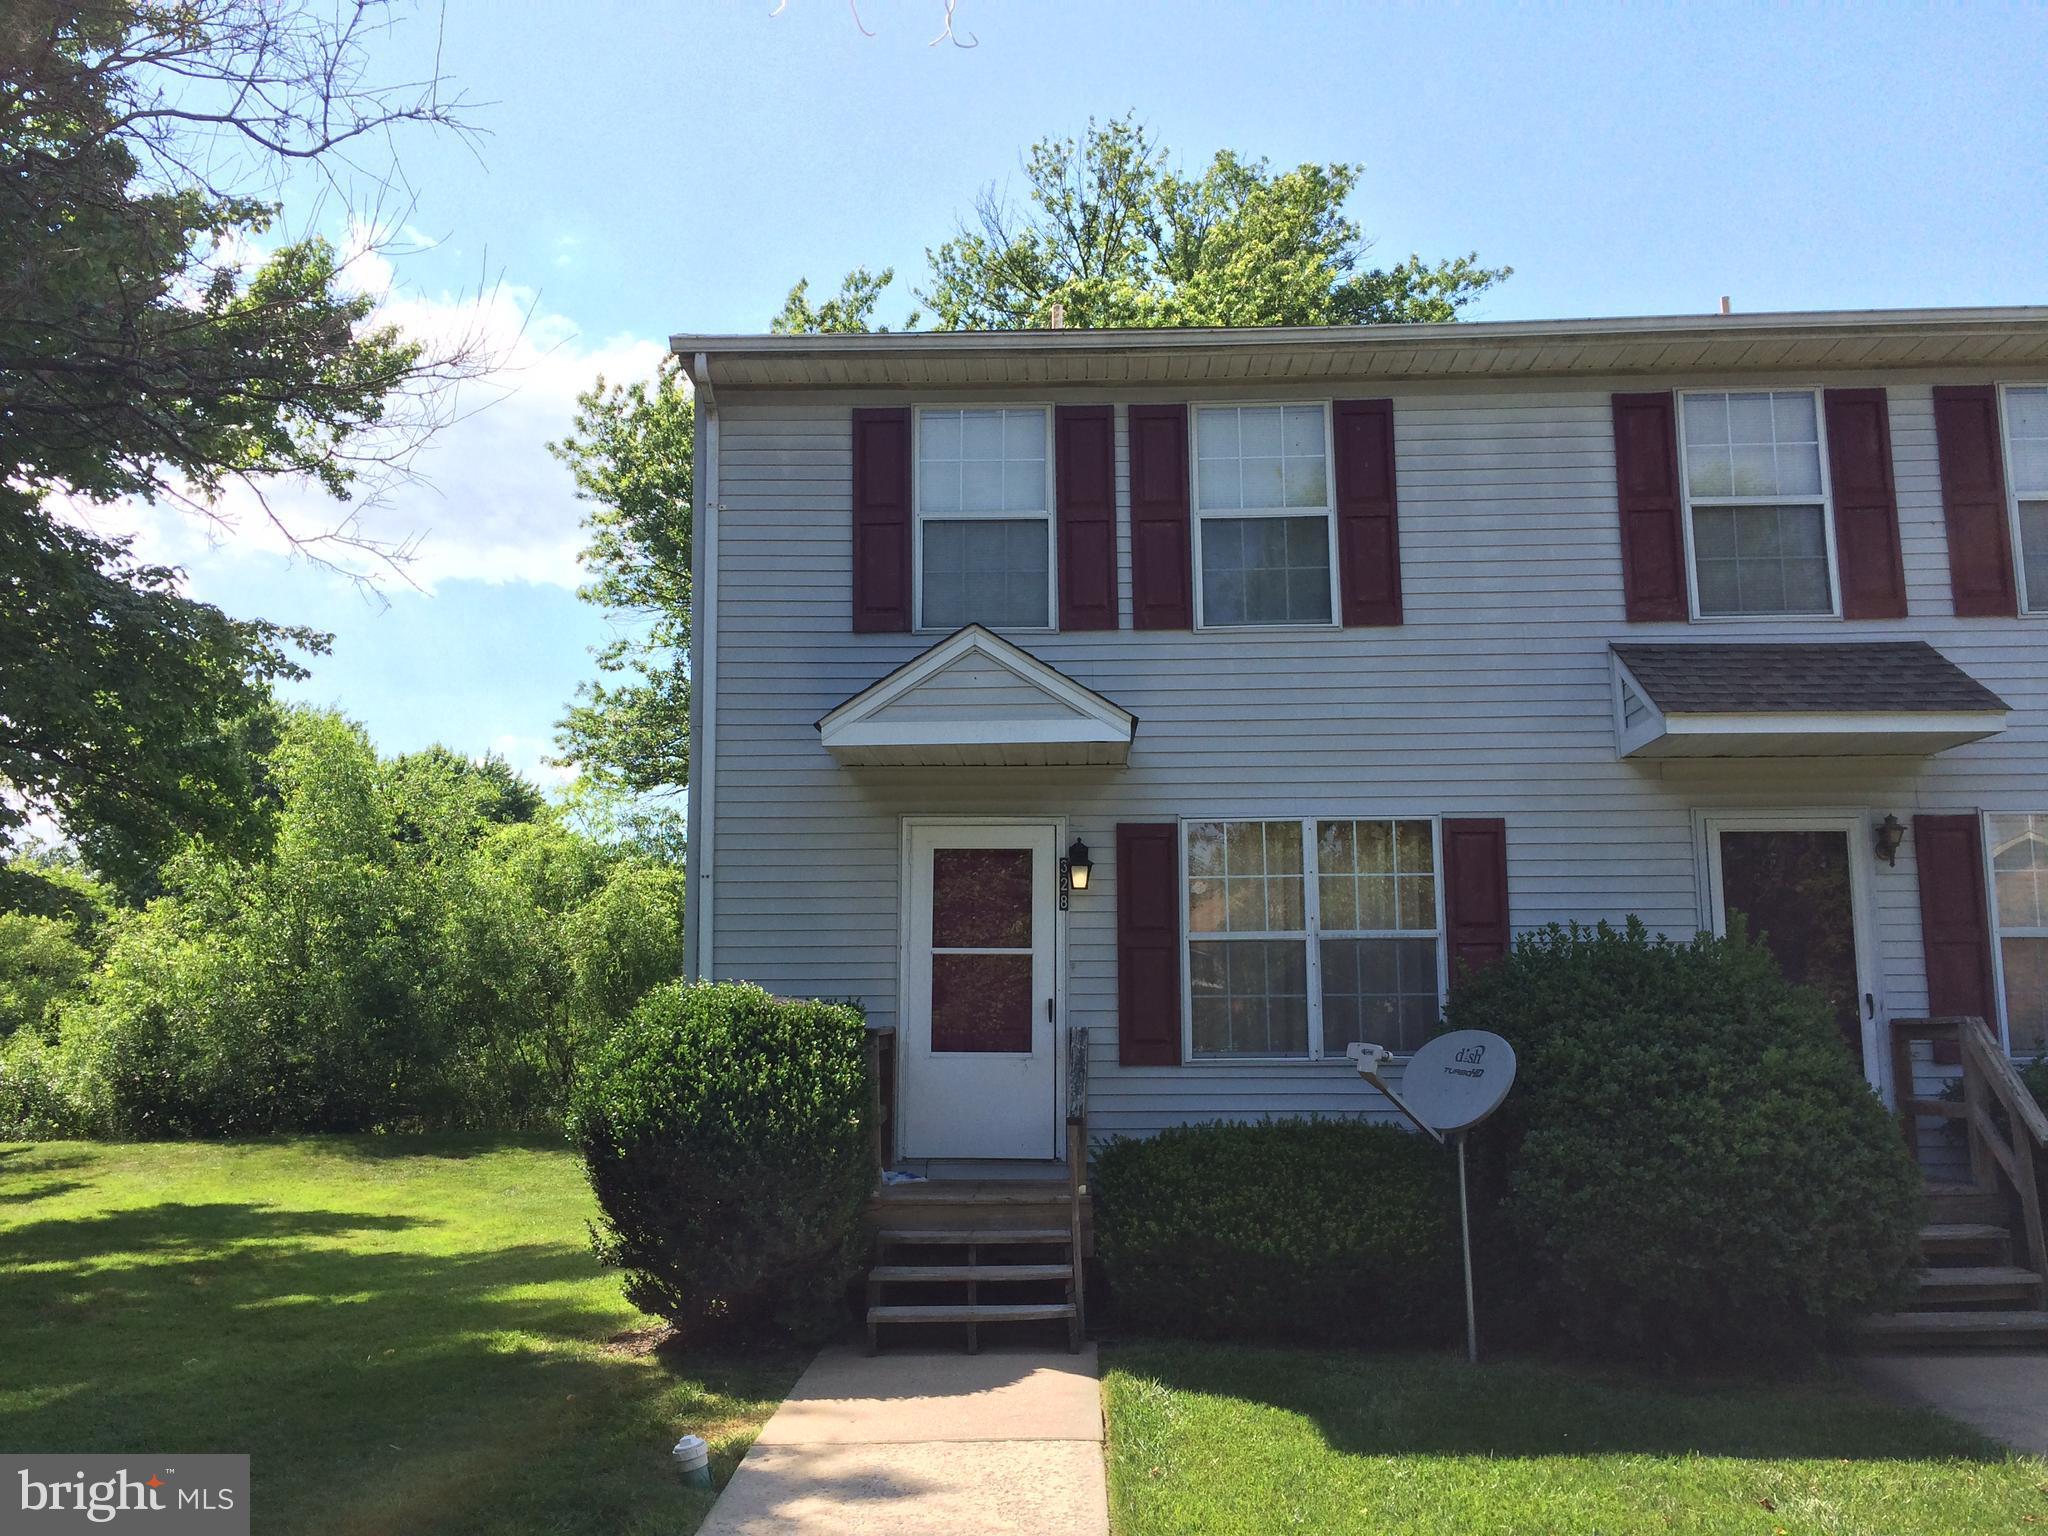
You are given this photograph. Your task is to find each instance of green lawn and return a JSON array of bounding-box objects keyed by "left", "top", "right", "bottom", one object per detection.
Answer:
[
  {"left": 0, "top": 1138, "right": 804, "bottom": 1536},
  {"left": 1104, "top": 1342, "right": 2048, "bottom": 1536}
]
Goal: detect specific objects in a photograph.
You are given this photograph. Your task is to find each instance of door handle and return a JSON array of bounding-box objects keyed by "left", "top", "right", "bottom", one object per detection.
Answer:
[
  {"left": 1046, "top": 997, "right": 1054, "bottom": 1022},
  {"left": 1864, "top": 992, "right": 1875, "bottom": 1020}
]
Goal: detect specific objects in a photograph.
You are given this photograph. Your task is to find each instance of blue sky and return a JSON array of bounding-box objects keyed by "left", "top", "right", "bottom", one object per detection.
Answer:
[{"left": 116, "top": 0, "right": 2048, "bottom": 789}]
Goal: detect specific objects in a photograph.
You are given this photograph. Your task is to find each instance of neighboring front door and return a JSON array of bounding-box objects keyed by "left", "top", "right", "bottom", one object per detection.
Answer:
[
  {"left": 1705, "top": 816, "right": 1882, "bottom": 1084},
  {"left": 900, "top": 821, "right": 1060, "bottom": 1160}
]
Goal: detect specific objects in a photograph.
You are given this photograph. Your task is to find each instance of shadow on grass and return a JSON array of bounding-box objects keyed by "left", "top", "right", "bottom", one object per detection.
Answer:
[
  {"left": 2, "top": 1196, "right": 803, "bottom": 1535},
  {"left": 1106, "top": 1341, "right": 2009, "bottom": 1464},
  {"left": 0, "top": 1180, "right": 88, "bottom": 1204}
]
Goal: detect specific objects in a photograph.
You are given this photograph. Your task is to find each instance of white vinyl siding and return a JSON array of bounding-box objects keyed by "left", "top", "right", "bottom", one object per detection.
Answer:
[
  {"left": 915, "top": 407, "right": 1053, "bottom": 631},
  {"left": 1678, "top": 390, "right": 1837, "bottom": 618},
  {"left": 2000, "top": 385, "right": 2048, "bottom": 614},
  {"left": 1192, "top": 404, "right": 1336, "bottom": 628},
  {"left": 1988, "top": 812, "right": 2048, "bottom": 1057},
  {"left": 702, "top": 374, "right": 2048, "bottom": 1146}
]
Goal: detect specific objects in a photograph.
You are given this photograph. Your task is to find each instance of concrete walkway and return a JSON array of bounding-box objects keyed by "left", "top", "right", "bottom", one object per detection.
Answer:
[
  {"left": 699, "top": 1345, "right": 1109, "bottom": 1535},
  {"left": 1858, "top": 1353, "right": 2048, "bottom": 1455}
]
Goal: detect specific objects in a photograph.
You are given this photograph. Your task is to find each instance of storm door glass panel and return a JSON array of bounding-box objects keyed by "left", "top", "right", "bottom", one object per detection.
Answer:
[
  {"left": 1718, "top": 830, "right": 1863, "bottom": 1063},
  {"left": 1990, "top": 813, "right": 2048, "bottom": 1055},
  {"left": 1186, "top": 819, "right": 1309, "bottom": 1057},
  {"left": 929, "top": 847, "right": 1035, "bottom": 1052}
]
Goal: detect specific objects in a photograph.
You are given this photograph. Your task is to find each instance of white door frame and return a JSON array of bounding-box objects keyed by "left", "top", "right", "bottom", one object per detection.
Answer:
[
  {"left": 896, "top": 815, "right": 1067, "bottom": 1161},
  {"left": 1694, "top": 809, "right": 1888, "bottom": 1099}
]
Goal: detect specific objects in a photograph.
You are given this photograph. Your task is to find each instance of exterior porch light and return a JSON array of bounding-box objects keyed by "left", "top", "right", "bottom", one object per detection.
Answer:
[
  {"left": 1875, "top": 814, "right": 1906, "bottom": 867},
  {"left": 1065, "top": 838, "right": 1092, "bottom": 892}
]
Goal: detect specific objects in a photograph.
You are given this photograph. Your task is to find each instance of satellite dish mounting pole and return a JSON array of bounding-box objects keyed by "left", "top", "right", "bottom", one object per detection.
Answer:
[
  {"left": 1456, "top": 1130, "right": 1478, "bottom": 1365},
  {"left": 1349, "top": 1033, "right": 1515, "bottom": 1367}
]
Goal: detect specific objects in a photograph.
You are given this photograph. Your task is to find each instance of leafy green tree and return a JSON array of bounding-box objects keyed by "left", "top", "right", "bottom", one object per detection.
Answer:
[
  {"left": 919, "top": 115, "right": 1509, "bottom": 329},
  {"left": 769, "top": 266, "right": 919, "bottom": 334},
  {"left": 0, "top": 0, "right": 476, "bottom": 879},
  {"left": 21, "top": 708, "right": 682, "bottom": 1137},
  {"left": 547, "top": 360, "right": 696, "bottom": 802},
  {"left": 0, "top": 915, "right": 95, "bottom": 1042}
]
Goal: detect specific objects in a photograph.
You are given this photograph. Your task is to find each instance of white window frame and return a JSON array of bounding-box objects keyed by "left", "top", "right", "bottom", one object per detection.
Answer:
[
  {"left": 911, "top": 403, "right": 1058, "bottom": 634},
  {"left": 1177, "top": 814, "right": 1449, "bottom": 1064},
  {"left": 1674, "top": 387, "right": 1843, "bottom": 623},
  {"left": 1188, "top": 400, "right": 1342, "bottom": 632},
  {"left": 1982, "top": 810, "right": 2048, "bottom": 1060},
  {"left": 1995, "top": 382, "right": 2048, "bottom": 617}
]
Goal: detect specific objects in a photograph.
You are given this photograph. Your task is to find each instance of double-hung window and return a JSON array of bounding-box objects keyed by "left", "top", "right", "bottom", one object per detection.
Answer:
[
  {"left": 1989, "top": 813, "right": 2048, "bottom": 1057},
  {"left": 1677, "top": 390, "right": 1837, "bottom": 618},
  {"left": 915, "top": 407, "right": 1053, "bottom": 630},
  {"left": 1192, "top": 404, "right": 1336, "bottom": 627},
  {"left": 2000, "top": 386, "right": 2048, "bottom": 612},
  {"left": 1183, "top": 817, "right": 1444, "bottom": 1060}
]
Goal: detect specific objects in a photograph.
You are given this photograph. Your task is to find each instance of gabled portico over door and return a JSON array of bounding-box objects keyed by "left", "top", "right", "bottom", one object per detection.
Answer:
[{"left": 899, "top": 819, "right": 1063, "bottom": 1161}]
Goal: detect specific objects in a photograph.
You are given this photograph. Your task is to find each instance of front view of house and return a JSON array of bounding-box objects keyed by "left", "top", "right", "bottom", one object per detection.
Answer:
[{"left": 676, "top": 309, "right": 2048, "bottom": 1177}]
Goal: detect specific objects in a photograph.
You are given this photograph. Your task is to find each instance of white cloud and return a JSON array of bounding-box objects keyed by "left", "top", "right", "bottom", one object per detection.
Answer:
[
  {"left": 69, "top": 226, "right": 668, "bottom": 593},
  {"left": 490, "top": 733, "right": 579, "bottom": 793}
]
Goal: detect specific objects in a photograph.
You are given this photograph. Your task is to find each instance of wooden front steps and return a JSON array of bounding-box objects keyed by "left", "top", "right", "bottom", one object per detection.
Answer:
[
  {"left": 862, "top": 1177, "right": 1086, "bottom": 1355},
  {"left": 1856, "top": 1184, "right": 2048, "bottom": 1349}
]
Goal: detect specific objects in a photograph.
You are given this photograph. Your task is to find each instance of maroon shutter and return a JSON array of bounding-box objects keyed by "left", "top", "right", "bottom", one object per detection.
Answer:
[
  {"left": 1933, "top": 385, "right": 2020, "bottom": 618},
  {"left": 1915, "top": 815, "right": 1999, "bottom": 1035},
  {"left": 1055, "top": 404, "right": 1117, "bottom": 630},
  {"left": 1128, "top": 404, "right": 1193, "bottom": 629},
  {"left": 1333, "top": 398, "right": 1403, "bottom": 626},
  {"left": 1116, "top": 822, "right": 1182, "bottom": 1066},
  {"left": 851, "top": 407, "right": 912, "bottom": 632},
  {"left": 1611, "top": 393, "right": 1688, "bottom": 622},
  {"left": 1441, "top": 818, "right": 1511, "bottom": 983},
  {"left": 1823, "top": 388, "right": 1908, "bottom": 620}
]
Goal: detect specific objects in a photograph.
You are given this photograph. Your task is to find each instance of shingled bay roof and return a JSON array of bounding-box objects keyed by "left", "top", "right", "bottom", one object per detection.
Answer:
[{"left": 1610, "top": 642, "right": 2008, "bottom": 715}]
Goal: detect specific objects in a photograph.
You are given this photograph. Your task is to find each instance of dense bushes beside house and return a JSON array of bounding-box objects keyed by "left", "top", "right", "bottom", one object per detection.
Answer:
[
  {"left": 0, "top": 708, "right": 684, "bottom": 1139},
  {"left": 1445, "top": 919, "right": 1924, "bottom": 1365},
  {"left": 571, "top": 982, "right": 875, "bottom": 1344},
  {"left": 1093, "top": 1118, "right": 1461, "bottom": 1346}
]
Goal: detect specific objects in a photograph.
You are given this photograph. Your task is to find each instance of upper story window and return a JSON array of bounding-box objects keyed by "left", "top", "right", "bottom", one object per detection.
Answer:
[
  {"left": 1192, "top": 405, "right": 1336, "bottom": 628},
  {"left": 2002, "top": 386, "right": 2048, "bottom": 612},
  {"left": 1990, "top": 812, "right": 2048, "bottom": 1057},
  {"left": 915, "top": 407, "right": 1052, "bottom": 630},
  {"left": 1183, "top": 816, "right": 1443, "bottom": 1061},
  {"left": 1678, "top": 390, "right": 1837, "bottom": 618}
]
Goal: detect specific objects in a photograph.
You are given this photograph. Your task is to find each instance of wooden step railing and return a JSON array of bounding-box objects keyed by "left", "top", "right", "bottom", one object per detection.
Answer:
[
  {"left": 865, "top": 1022, "right": 897, "bottom": 1174},
  {"left": 1891, "top": 1015, "right": 2048, "bottom": 1281},
  {"left": 1066, "top": 1024, "right": 1089, "bottom": 1332}
]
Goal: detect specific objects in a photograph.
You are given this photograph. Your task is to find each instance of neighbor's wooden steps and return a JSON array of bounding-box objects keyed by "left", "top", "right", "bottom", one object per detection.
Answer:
[
  {"left": 1857, "top": 1184, "right": 2048, "bottom": 1348},
  {"left": 862, "top": 1180, "right": 1083, "bottom": 1355}
]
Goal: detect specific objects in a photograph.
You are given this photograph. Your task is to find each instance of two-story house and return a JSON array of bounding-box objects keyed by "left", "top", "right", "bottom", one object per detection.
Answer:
[{"left": 673, "top": 309, "right": 2048, "bottom": 1190}]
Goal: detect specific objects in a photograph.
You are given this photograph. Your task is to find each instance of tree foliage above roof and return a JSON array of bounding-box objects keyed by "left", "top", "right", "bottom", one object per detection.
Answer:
[{"left": 796, "top": 114, "right": 1510, "bottom": 333}]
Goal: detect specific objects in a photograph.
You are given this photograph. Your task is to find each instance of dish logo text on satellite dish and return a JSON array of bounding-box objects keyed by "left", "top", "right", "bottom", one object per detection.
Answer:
[{"left": 1446, "top": 1041, "right": 1488, "bottom": 1077}]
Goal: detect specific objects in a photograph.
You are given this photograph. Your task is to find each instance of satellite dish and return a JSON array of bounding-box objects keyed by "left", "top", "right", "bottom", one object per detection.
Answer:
[{"left": 1398, "top": 1030, "right": 1516, "bottom": 1134}]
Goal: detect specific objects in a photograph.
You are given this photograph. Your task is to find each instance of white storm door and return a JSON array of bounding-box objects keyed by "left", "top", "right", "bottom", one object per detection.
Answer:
[{"left": 900, "top": 821, "right": 1060, "bottom": 1160}]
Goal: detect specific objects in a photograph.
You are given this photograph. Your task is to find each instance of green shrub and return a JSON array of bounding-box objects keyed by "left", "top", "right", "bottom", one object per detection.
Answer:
[
  {"left": 570, "top": 982, "right": 875, "bottom": 1345},
  {"left": 1093, "top": 1118, "right": 1461, "bottom": 1347},
  {"left": 0, "top": 913, "right": 95, "bottom": 1041},
  {"left": 1444, "top": 919, "right": 1923, "bottom": 1365},
  {"left": 2021, "top": 1057, "right": 2048, "bottom": 1117}
]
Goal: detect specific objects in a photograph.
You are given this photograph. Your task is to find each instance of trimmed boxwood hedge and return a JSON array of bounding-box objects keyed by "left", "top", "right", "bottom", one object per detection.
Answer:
[
  {"left": 1446, "top": 918, "right": 1923, "bottom": 1365},
  {"left": 569, "top": 981, "right": 874, "bottom": 1345},
  {"left": 1092, "top": 1117, "right": 1461, "bottom": 1347}
]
